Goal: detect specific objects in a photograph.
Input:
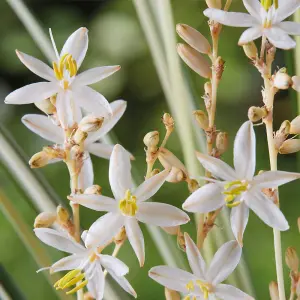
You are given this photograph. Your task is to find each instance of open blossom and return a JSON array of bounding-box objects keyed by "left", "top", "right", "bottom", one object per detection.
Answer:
[
  {"left": 183, "top": 121, "right": 300, "bottom": 245},
  {"left": 70, "top": 144, "right": 190, "bottom": 266},
  {"left": 34, "top": 228, "right": 136, "bottom": 299},
  {"left": 22, "top": 100, "right": 129, "bottom": 190},
  {"left": 149, "top": 233, "right": 253, "bottom": 300},
  {"left": 204, "top": 0, "right": 300, "bottom": 49},
  {"left": 5, "top": 27, "right": 120, "bottom": 128}
]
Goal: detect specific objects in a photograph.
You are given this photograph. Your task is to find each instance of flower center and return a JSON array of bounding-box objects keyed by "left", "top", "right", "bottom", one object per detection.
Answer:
[
  {"left": 184, "top": 280, "right": 212, "bottom": 299},
  {"left": 222, "top": 180, "right": 248, "bottom": 208},
  {"left": 54, "top": 269, "right": 88, "bottom": 295},
  {"left": 119, "top": 190, "right": 138, "bottom": 216},
  {"left": 53, "top": 53, "right": 78, "bottom": 90}
]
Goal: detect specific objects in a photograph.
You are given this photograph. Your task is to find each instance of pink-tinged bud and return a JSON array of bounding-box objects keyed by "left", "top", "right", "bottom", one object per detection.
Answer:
[
  {"left": 84, "top": 185, "right": 102, "bottom": 195},
  {"left": 79, "top": 115, "right": 104, "bottom": 133},
  {"left": 292, "top": 76, "right": 300, "bottom": 92},
  {"left": 269, "top": 281, "right": 279, "bottom": 300},
  {"left": 279, "top": 139, "right": 300, "bottom": 154},
  {"left": 205, "top": 0, "right": 222, "bottom": 9},
  {"left": 176, "top": 24, "right": 211, "bottom": 54},
  {"left": 285, "top": 247, "right": 299, "bottom": 272},
  {"left": 177, "top": 43, "right": 212, "bottom": 79},
  {"left": 273, "top": 71, "right": 292, "bottom": 90},
  {"left": 161, "top": 226, "right": 180, "bottom": 236},
  {"left": 165, "top": 287, "right": 181, "bottom": 300},
  {"left": 34, "top": 212, "right": 56, "bottom": 228},
  {"left": 290, "top": 116, "right": 300, "bottom": 134},
  {"left": 193, "top": 110, "right": 209, "bottom": 130},
  {"left": 243, "top": 42, "right": 258, "bottom": 60}
]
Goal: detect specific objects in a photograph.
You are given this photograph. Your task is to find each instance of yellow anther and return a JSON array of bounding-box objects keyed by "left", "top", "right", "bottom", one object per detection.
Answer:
[
  {"left": 54, "top": 269, "right": 81, "bottom": 289},
  {"left": 224, "top": 180, "right": 241, "bottom": 190},
  {"left": 119, "top": 190, "right": 138, "bottom": 216},
  {"left": 63, "top": 80, "right": 69, "bottom": 90},
  {"left": 195, "top": 280, "right": 211, "bottom": 299},
  {"left": 263, "top": 0, "right": 272, "bottom": 10},
  {"left": 225, "top": 194, "right": 235, "bottom": 203},
  {"left": 53, "top": 62, "right": 62, "bottom": 81},
  {"left": 186, "top": 281, "right": 195, "bottom": 292},
  {"left": 66, "top": 279, "right": 88, "bottom": 295},
  {"left": 274, "top": 0, "right": 278, "bottom": 9},
  {"left": 62, "top": 273, "right": 85, "bottom": 289},
  {"left": 226, "top": 201, "right": 241, "bottom": 208}
]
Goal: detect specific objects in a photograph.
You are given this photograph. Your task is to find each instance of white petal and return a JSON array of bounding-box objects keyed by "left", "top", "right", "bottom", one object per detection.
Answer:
[
  {"left": 50, "top": 254, "right": 85, "bottom": 273},
  {"left": 206, "top": 240, "right": 242, "bottom": 285},
  {"left": 196, "top": 152, "right": 237, "bottom": 181},
  {"left": 136, "top": 202, "right": 190, "bottom": 227},
  {"left": 183, "top": 183, "right": 224, "bottom": 213},
  {"left": 184, "top": 233, "right": 206, "bottom": 279},
  {"left": 253, "top": 170, "right": 300, "bottom": 188},
  {"left": 243, "top": 0, "right": 262, "bottom": 20},
  {"left": 134, "top": 169, "right": 169, "bottom": 202},
  {"left": 73, "top": 66, "right": 120, "bottom": 86},
  {"left": 215, "top": 284, "right": 254, "bottom": 300},
  {"left": 244, "top": 191, "right": 289, "bottom": 230},
  {"left": 203, "top": 8, "right": 258, "bottom": 27},
  {"left": 278, "top": 21, "right": 300, "bottom": 35},
  {"left": 238, "top": 26, "right": 262, "bottom": 45},
  {"left": 149, "top": 266, "right": 196, "bottom": 293},
  {"left": 230, "top": 203, "right": 249, "bottom": 246},
  {"left": 292, "top": 76, "right": 300, "bottom": 92},
  {"left": 34, "top": 228, "right": 85, "bottom": 254},
  {"left": 108, "top": 271, "right": 137, "bottom": 298},
  {"left": 264, "top": 27, "right": 296, "bottom": 49},
  {"left": 72, "top": 86, "right": 112, "bottom": 118},
  {"left": 234, "top": 121, "right": 256, "bottom": 180},
  {"left": 16, "top": 50, "right": 55, "bottom": 82},
  {"left": 87, "top": 262, "right": 104, "bottom": 300},
  {"left": 109, "top": 144, "right": 133, "bottom": 200},
  {"left": 77, "top": 153, "right": 94, "bottom": 191},
  {"left": 21, "top": 114, "right": 64, "bottom": 144},
  {"left": 86, "top": 100, "right": 127, "bottom": 143},
  {"left": 86, "top": 143, "right": 114, "bottom": 159},
  {"left": 125, "top": 217, "right": 145, "bottom": 267},
  {"left": 85, "top": 212, "right": 124, "bottom": 248},
  {"left": 276, "top": 0, "right": 300, "bottom": 23},
  {"left": 56, "top": 90, "right": 77, "bottom": 129},
  {"left": 100, "top": 255, "right": 129, "bottom": 276},
  {"left": 70, "top": 194, "right": 117, "bottom": 212},
  {"left": 5, "top": 82, "right": 58, "bottom": 104},
  {"left": 60, "top": 27, "right": 88, "bottom": 69}
]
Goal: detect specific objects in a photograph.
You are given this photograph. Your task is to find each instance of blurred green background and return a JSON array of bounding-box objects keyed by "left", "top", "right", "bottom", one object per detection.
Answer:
[{"left": 0, "top": 0, "right": 300, "bottom": 299}]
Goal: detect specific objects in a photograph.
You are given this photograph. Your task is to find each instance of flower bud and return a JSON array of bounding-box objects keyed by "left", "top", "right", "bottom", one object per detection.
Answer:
[
  {"left": 279, "top": 120, "right": 291, "bottom": 135},
  {"left": 162, "top": 113, "right": 174, "bottom": 131},
  {"left": 290, "top": 116, "right": 300, "bottom": 134},
  {"left": 193, "top": 110, "right": 209, "bottom": 130},
  {"left": 248, "top": 106, "right": 267, "bottom": 122},
  {"left": 269, "top": 281, "right": 279, "bottom": 300},
  {"left": 114, "top": 227, "right": 127, "bottom": 245},
  {"left": 204, "top": 81, "right": 212, "bottom": 96},
  {"left": 266, "top": 44, "right": 276, "bottom": 66},
  {"left": 73, "top": 129, "right": 88, "bottom": 144},
  {"left": 150, "top": 169, "right": 160, "bottom": 177},
  {"left": 177, "top": 230, "right": 186, "bottom": 251},
  {"left": 279, "top": 139, "right": 300, "bottom": 154},
  {"left": 79, "top": 115, "right": 104, "bottom": 133},
  {"left": 158, "top": 148, "right": 187, "bottom": 175},
  {"left": 286, "top": 247, "right": 299, "bottom": 272},
  {"left": 43, "top": 146, "right": 65, "bottom": 159},
  {"left": 161, "top": 226, "right": 180, "bottom": 235},
  {"left": 29, "top": 151, "right": 50, "bottom": 168},
  {"left": 35, "top": 98, "right": 56, "bottom": 114},
  {"left": 273, "top": 71, "right": 292, "bottom": 90},
  {"left": 57, "top": 205, "right": 70, "bottom": 223},
  {"left": 84, "top": 185, "right": 102, "bottom": 195},
  {"left": 292, "top": 76, "right": 300, "bottom": 92},
  {"left": 216, "top": 132, "right": 228, "bottom": 155},
  {"left": 297, "top": 278, "right": 300, "bottom": 297},
  {"left": 143, "top": 131, "right": 160, "bottom": 149},
  {"left": 177, "top": 43, "right": 212, "bottom": 79},
  {"left": 34, "top": 212, "right": 56, "bottom": 228},
  {"left": 165, "top": 288, "right": 181, "bottom": 300},
  {"left": 242, "top": 42, "right": 258, "bottom": 60},
  {"left": 188, "top": 179, "right": 199, "bottom": 193},
  {"left": 215, "top": 56, "right": 225, "bottom": 80},
  {"left": 166, "top": 168, "right": 186, "bottom": 183},
  {"left": 205, "top": 0, "right": 222, "bottom": 8},
  {"left": 176, "top": 24, "right": 211, "bottom": 54}
]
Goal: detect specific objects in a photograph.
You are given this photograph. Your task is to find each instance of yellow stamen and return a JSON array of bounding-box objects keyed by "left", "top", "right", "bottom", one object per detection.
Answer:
[
  {"left": 63, "top": 80, "right": 69, "bottom": 90},
  {"left": 263, "top": 0, "right": 272, "bottom": 10},
  {"left": 119, "top": 190, "right": 138, "bottom": 216},
  {"left": 274, "top": 0, "right": 278, "bottom": 9},
  {"left": 224, "top": 180, "right": 242, "bottom": 190},
  {"left": 226, "top": 201, "right": 242, "bottom": 208},
  {"left": 53, "top": 62, "right": 62, "bottom": 81},
  {"left": 195, "top": 280, "right": 211, "bottom": 299},
  {"left": 66, "top": 280, "right": 88, "bottom": 295},
  {"left": 54, "top": 269, "right": 80, "bottom": 289},
  {"left": 223, "top": 180, "right": 248, "bottom": 208},
  {"left": 62, "top": 273, "right": 85, "bottom": 289},
  {"left": 186, "top": 281, "right": 195, "bottom": 292}
]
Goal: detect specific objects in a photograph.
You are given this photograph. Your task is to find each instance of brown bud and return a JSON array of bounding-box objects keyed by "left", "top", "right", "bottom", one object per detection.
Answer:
[
  {"left": 165, "top": 287, "right": 181, "bottom": 300},
  {"left": 248, "top": 106, "right": 267, "bottom": 122},
  {"left": 56, "top": 205, "right": 70, "bottom": 223},
  {"left": 84, "top": 185, "right": 102, "bottom": 195},
  {"left": 193, "top": 110, "right": 209, "bottom": 130},
  {"left": 114, "top": 227, "right": 127, "bottom": 245},
  {"left": 162, "top": 113, "right": 175, "bottom": 131},
  {"left": 205, "top": 0, "right": 222, "bottom": 9},
  {"left": 29, "top": 151, "right": 50, "bottom": 168},
  {"left": 79, "top": 115, "right": 104, "bottom": 133},
  {"left": 292, "top": 76, "right": 300, "bottom": 92},
  {"left": 35, "top": 98, "right": 56, "bottom": 115},
  {"left": 279, "top": 120, "right": 291, "bottom": 135},
  {"left": 166, "top": 168, "right": 186, "bottom": 183},
  {"left": 73, "top": 129, "right": 88, "bottom": 144},
  {"left": 273, "top": 71, "right": 292, "bottom": 90},
  {"left": 161, "top": 226, "right": 180, "bottom": 236},
  {"left": 216, "top": 132, "right": 228, "bottom": 155},
  {"left": 177, "top": 230, "right": 186, "bottom": 251},
  {"left": 34, "top": 212, "right": 56, "bottom": 228},
  {"left": 269, "top": 281, "right": 279, "bottom": 300},
  {"left": 290, "top": 116, "right": 300, "bottom": 134},
  {"left": 150, "top": 169, "right": 161, "bottom": 177},
  {"left": 176, "top": 24, "right": 211, "bottom": 54},
  {"left": 285, "top": 247, "right": 299, "bottom": 272},
  {"left": 158, "top": 148, "right": 187, "bottom": 175},
  {"left": 279, "top": 139, "right": 300, "bottom": 154},
  {"left": 204, "top": 81, "right": 212, "bottom": 96},
  {"left": 188, "top": 179, "right": 199, "bottom": 193},
  {"left": 215, "top": 56, "right": 225, "bottom": 80},
  {"left": 143, "top": 131, "right": 160, "bottom": 149},
  {"left": 43, "top": 146, "right": 65, "bottom": 159},
  {"left": 177, "top": 43, "right": 212, "bottom": 79},
  {"left": 242, "top": 42, "right": 258, "bottom": 60}
]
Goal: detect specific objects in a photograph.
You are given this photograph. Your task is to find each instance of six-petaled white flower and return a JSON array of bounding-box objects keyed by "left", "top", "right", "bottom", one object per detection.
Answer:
[
  {"left": 70, "top": 144, "right": 190, "bottom": 266},
  {"left": 22, "top": 100, "right": 130, "bottom": 190},
  {"left": 34, "top": 228, "right": 136, "bottom": 300},
  {"left": 183, "top": 121, "right": 300, "bottom": 245},
  {"left": 204, "top": 0, "right": 300, "bottom": 49},
  {"left": 5, "top": 27, "right": 120, "bottom": 128},
  {"left": 149, "top": 233, "right": 253, "bottom": 300}
]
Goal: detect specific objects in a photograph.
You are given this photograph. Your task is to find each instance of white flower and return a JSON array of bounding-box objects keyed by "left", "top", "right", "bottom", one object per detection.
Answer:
[
  {"left": 204, "top": 0, "right": 300, "bottom": 49},
  {"left": 5, "top": 27, "right": 120, "bottom": 128},
  {"left": 34, "top": 228, "right": 136, "bottom": 300},
  {"left": 149, "top": 233, "right": 253, "bottom": 300},
  {"left": 22, "top": 100, "right": 129, "bottom": 190},
  {"left": 70, "top": 144, "right": 190, "bottom": 266},
  {"left": 183, "top": 121, "right": 300, "bottom": 245}
]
